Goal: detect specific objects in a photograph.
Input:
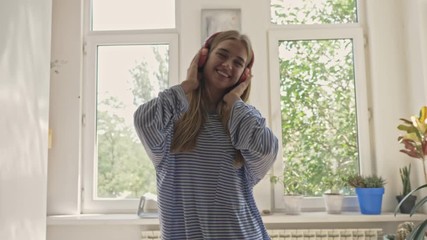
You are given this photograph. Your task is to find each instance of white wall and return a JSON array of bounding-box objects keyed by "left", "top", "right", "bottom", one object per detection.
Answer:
[
  {"left": 364, "top": 0, "right": 409, "bottom": 212},
  {"left": 47, "top": 0, "right": 83, "bottom": 215},
  {"left": 0, "top": 0, "right": 52, "bottom": 240},
  {"left": 402, "top": 0, "right": 426, "bottom": 111}
]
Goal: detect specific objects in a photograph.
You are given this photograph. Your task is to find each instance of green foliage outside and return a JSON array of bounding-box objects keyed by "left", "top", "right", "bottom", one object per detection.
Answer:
[
  {"left": 271, "top": 0, "right": 357, "bottom": 24},
  {"left": 273, "top": 0, "right": 359, "bottom": 196},
  {"left": 97, "top": 46, "right": 169, "bottom": 198}
]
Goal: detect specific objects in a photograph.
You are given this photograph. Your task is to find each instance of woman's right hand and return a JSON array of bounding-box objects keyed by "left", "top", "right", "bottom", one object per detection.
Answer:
[{"left": 181, "top": 48, "right": 208, "bottom": 94}]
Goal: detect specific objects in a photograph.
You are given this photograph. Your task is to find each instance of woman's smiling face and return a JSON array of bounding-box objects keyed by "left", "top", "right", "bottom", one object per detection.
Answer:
[{"left": 203, "top": 39, "right": 248, "bottom": 91}]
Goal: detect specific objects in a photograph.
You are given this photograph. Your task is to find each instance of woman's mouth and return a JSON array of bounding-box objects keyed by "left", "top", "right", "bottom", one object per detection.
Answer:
[{"left": 216, "top": 70, "right": 231, "bottom": 78}]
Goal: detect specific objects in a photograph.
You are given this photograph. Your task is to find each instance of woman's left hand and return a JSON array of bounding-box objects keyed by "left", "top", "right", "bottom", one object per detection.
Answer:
[
  {"left": 223, "top": 69, "right": 252, "bottom": 105},
  {"left": 181, "top": 48, "right": 208, "bottom": 94}
]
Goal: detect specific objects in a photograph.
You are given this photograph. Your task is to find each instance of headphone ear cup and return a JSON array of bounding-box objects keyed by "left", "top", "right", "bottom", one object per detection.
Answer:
[
  {"left": 198, "top": 32, "right": 220, "bottom": 69},
  {"left": 239, "top": 53, "right": 254, "bottom": 83},
  {"left": 238, "top": 68, "right": 249, "bottom": 83},
  {"left": 198, "top": 53, "right": 207, "bottom": 68}
]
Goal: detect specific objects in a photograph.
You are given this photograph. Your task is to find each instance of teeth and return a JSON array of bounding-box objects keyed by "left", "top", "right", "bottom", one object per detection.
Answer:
[{"left": 217, "top": 70, "right": 229, "bottom": 78}]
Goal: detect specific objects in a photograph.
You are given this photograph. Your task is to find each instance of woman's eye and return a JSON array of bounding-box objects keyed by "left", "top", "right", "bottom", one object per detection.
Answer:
[
  {"left": 216, "top": 52, "right": 226, "bottom": 58},
  {"left": 234, "top": 61, "right": 244, "bottom": 68}
]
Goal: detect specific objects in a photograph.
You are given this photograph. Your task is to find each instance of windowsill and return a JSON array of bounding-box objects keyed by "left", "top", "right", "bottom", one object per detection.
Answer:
[
  {"left": 47, "top": 213, "right": 160, "bottom": 226},
  {"left": 47, "top": 212, "right": 426, "bottom": 226},
  {"left": 262, "top": 211, "right": 426, "bottom": 223}
]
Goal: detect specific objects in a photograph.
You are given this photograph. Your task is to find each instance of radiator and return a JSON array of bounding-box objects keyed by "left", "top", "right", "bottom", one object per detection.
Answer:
[
  {"left": 141, "top": 230, "right": 161, "bottom": 239},
  {"left": 268, "top": 228, "right": 383, "bottom": 240},
  {"left": 141, "top": 228, "right": 383, "bottom": 239}
]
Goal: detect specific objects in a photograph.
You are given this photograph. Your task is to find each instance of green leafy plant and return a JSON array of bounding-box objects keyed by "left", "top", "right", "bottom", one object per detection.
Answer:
[
  {"left": 346, "top": 174, "right": 386, "bottom": 188},
  {"left": 394, "top": 184, "right": 427, "bottom": 239},
  {"left": 323, "top": 173, "right": 346, "bottom": 194},
  {"left": 397, "top": 106, "right": 427, "bottom": 183},
  {"left": 399, "top": 164, "right": 412, "bottom": 196},
  {"left": 270, "top": 175, "right": 305, "bottom": 195}
]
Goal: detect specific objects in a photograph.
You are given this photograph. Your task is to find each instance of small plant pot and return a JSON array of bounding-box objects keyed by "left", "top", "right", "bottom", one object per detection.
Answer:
[
  {"left": 396, "top": 195, "right": 417, "bottom": 214},
  {"left": 383, "top": 234, "right": 395, "bottom": 240},
  {"left": 356, "top": 187, "right": 384, "bottom": 215},
  {"left": 283, "top": 195, "right": 303, "bottom": 215},
  {"left": 323, "top": 193, "right": 344, "bottom": 214}
]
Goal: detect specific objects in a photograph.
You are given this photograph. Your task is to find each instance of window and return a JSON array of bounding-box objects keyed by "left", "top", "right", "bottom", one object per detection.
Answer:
[
  {"left": 268, "top": 0, "right": 372, "bottom": 211},
  {"left": 82, "top": 0, "right": 178, "bottom": 213}
]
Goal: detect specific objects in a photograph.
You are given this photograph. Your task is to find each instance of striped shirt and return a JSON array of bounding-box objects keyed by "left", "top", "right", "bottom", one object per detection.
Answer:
[{"left": 134, "top": 85, "right": 278, "bottom": 240}]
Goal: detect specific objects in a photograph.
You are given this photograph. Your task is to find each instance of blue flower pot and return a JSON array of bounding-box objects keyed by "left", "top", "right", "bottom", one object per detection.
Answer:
[{"left": 356, "top": 188, "right": 384, "bottom": 214}]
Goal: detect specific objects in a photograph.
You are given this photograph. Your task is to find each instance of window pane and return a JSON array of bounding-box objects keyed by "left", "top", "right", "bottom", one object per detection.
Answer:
[
  {"left": 96, "top": 44, "right": 169, "bottom": 199},
  {"left": 278, "top": 39, "right": 358, "bottom": 196},
  {"left": 92, "top": 0, "right": 175, "bottom": 30},
  {"left": 271, "top": 0, "right": 357, "bottom": 25}
]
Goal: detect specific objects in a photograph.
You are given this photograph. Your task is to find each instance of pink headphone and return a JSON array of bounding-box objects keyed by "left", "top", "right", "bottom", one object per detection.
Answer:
[{"left": 198, "top": 32, "right": 254, "bottom": 83}]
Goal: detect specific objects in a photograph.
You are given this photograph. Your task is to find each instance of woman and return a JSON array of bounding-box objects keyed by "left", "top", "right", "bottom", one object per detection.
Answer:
[{"left": 134, "top": 30, "right": 278, "bottom": 239}]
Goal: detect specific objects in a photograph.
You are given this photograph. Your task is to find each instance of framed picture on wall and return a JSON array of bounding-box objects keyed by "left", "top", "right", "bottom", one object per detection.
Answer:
[{"left": 201, "top": 9, "right": 241, "bottom": 42}]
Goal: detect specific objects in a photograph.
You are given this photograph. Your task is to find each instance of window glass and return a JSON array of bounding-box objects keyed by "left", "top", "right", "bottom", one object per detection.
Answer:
[
  {"left": 96, "top": 44, "right": 169, "bottom": 199},
  {"left": 277, "top": 38, "right": 358, "bottom": 196},
  {"left": 91, "top": 0, "right": 175, "bottom": 30},
  {"left": 271, "top": 0, "right": 357, "bottom": 24}
]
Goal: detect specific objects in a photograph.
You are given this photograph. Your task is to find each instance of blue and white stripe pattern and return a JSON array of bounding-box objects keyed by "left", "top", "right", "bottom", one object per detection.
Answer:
[{"left": 134, "top": 85, "right": 278, "bottom": 240}]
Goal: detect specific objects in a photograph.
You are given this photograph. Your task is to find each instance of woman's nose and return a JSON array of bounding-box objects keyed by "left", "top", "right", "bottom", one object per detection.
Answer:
[{"left": 221, "top": 60, "right": 233, "bottom": 69}]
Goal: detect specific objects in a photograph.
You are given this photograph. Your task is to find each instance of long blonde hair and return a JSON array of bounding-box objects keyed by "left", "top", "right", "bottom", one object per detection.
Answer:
[{"left": 171, "top": 30, "right": 254, "bottom": 166}]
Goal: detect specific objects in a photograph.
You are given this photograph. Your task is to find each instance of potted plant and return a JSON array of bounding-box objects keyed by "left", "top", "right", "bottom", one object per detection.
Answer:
[
  {"left": 396, "top": 164, "right": 417, "bottom": 213},
  {"left": 383, "top": 222, "right": 416, "bottom": 240},
  {"left": 394, "top": 184, "right": 427, "bottom": 240},
  {"left": 322, "top": 174, "right": 345, "bottom": 214},
  {"left": 397, "top": 106, "right": 427, "bottom": 183},
  {"left": 346, "top": 174, "right": 386, "bottom": 214},
  {"left": 270, "top": 175, "right": 304, "bottom": 215}
]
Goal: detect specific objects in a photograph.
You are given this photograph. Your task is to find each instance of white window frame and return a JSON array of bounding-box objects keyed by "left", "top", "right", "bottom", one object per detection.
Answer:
[
  {"left": 267, "top": 25, "right": 372, "bottom": 212},
  {"left": 81, "top": 0, "right": 179, "bottom": 214}
]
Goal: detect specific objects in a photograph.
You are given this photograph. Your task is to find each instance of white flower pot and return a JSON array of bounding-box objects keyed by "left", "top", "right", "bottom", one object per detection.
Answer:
[
  {"left": 323, "top": 193, "right": 344, "bottom": 214},
  {"left": 283, "top": 195, "right": 303, "bottom": 215}
]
